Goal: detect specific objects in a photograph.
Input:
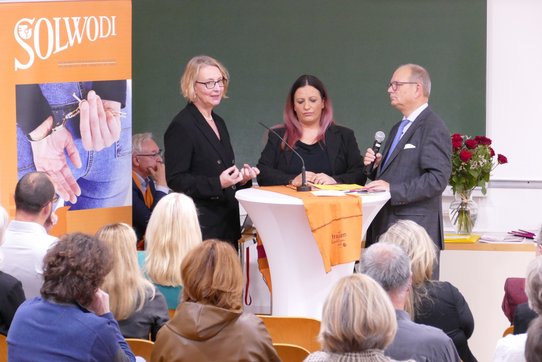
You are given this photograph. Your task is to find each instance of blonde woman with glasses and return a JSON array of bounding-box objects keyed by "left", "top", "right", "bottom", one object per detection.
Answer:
[
  {"left": 164, "top": 55, "right": 259, "bottom": 250},
  {"left": 139, "top": 192, "right": 202, "bottom": 309},
  {"left": 97, "top": 223, "right": 169, "bottom": 340}
]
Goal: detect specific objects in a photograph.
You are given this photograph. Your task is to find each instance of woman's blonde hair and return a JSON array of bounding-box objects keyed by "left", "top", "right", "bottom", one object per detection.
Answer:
[
  {"left": 378, "top": 219, "right": 437, "bottom": 316},
  {"left": 144, "top": 193, "right": 202, "bottom": 286},
  {"left": 0, "top": 205, "right": 10, "bottom": 267},
  {"left": 180, "top": 55, "right": 230, "bottom": 102},
  {"left": 97, "top": 223, "right": 154, "bottom": 320},
  {"left": 181, "top": 239, "right": 243, "bottom": 311},
  {"left": 319, "top": 274, "right": 397, "bottom": 353}
]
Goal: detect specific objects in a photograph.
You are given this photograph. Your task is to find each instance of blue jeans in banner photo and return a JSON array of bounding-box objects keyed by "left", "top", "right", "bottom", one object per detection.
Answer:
[{"left": 17, "top": 82, "right": 131, "bottom": 210}]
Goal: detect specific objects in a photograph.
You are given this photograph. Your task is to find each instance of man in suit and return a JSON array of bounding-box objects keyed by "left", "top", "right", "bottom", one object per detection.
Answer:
[
  {"left": 359, "top": 242, "right": 460, "bottom": 362},
  {"left": 132, "top": 133, "right": 169, "bottom": 246},
  {"left": 364, "top": 64, "right": 452, "bottom": 257}
]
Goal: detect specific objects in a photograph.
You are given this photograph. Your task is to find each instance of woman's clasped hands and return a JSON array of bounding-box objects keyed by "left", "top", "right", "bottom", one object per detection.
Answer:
[{"left": 220, "top": 164, "right": 260, "bottom": 189}]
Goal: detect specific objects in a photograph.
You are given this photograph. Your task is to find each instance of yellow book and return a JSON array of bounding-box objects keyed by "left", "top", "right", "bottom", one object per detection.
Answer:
[{"left": 444, "top": 233, "right": 481, "bottom": 243}]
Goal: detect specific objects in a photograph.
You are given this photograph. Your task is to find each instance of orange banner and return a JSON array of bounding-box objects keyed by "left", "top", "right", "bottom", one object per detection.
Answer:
[{"left": 0, "top": 0, "right": 132, "bottom": 235}]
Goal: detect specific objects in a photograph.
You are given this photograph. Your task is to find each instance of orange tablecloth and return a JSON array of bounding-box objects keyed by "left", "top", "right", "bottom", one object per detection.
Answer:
[{"left": 257, "top": 186, "right": 362, "bottom": 272}]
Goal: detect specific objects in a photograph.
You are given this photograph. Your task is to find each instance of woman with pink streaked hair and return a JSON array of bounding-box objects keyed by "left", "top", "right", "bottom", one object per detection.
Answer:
[{"left": 257, "top": 74, "right": 365, "bottom": 187}]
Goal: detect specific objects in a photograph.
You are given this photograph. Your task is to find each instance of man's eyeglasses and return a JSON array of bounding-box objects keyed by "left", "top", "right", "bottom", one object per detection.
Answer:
[
  {"left": 388, "top": 81, "right": 418, "bottom": 91},
  {"left": 136, "top": 149, "right": 163, "bottom": 158},
  {"left": 195, "top": 78, "right": 227, "bottom": 89}
]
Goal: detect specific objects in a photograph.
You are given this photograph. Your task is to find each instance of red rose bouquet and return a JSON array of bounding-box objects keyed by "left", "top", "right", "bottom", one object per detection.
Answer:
[
  {"left": 450, "top": 134, "right": 508, "bottom": 194},
  {"left": 449, "top": 134, "right": 508, "bottom": 233}
]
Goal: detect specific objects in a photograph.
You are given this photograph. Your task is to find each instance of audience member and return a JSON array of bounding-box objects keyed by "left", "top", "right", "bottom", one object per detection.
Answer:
[
  {"left": 359, "top": 242, "right": 460, "bottom": 362},
  {"left": 305, "top": 274, "right": 414, "bottom": 362},
  {"left": 164, "top": 55, "right": 258, "bottom": 249},
  {"left": 7, "top": 233, "right": 135, "bottom": 361},
  {"left": 0, "top": 205, "right": 25, "bottom": 336},
  {"left": 97, "top": 223, "right": 169, "bottom": 340},
  {"left": 525, "top": 316, "right": 542, "bottom": 362},
  {"left": 132, "top": 133, "right": 170, "bottom": 246},
  {"left": 257, "top": 74, "right": 365, "bottom": 187},
  {"left": 379, "top": 219, "right": 477, "bottom": 362},
  {"left": 139, "top": 193, "right": 202, "bottom": 309},
  {"left": 0, "top": 172, "right": 58, "bottom": 299},
  {"left": 151, "top": 239, "right": 280, "bottom": 362},
  {"left": 510, "top": 228, "right": 542, "bottom": 334},
  {"left": 494, "top": 256, "right": 542, "bottom": 361}
]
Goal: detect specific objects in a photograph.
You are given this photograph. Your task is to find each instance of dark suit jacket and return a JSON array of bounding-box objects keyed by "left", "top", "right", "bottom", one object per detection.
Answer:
[
  {"left": 513, "top": 302, "right": 537, "bottom": 335},
  {"left": 132, "top": 177, "right": 168, "bottom": 241},
  {"left": 415, "top": 281, "right": 477, "bottom": 362},
  {"left": 164, "top": 103, "right": 250, "bottom": 244},
  {"left": 0, "top": 271, "right": 25, "bottom": 336},
  {"left": 366, "top": 106, "right": 451, "bottom": 249},
  {"left": 256, "top": 125, "right": 366, "bottom": 186}
]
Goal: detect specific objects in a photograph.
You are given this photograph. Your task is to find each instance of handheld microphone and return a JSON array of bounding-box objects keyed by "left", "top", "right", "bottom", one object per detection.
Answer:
[
  {"left": 363, "top": 131, "right": 386, "bottom": 176},
  {"left": 258, "top": 122, "right": 311, "bottom": 192}
]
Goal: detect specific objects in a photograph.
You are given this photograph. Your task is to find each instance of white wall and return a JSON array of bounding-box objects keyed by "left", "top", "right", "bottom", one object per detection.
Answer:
[
  {"left": 475, "top": 0, "right": 542, "bottom": 233},
  {"left": 487, "top": 0, "right": 542, "bottom": 183},
  {"left": 439, "top": 2, "right": 542, "bottom": 360}
]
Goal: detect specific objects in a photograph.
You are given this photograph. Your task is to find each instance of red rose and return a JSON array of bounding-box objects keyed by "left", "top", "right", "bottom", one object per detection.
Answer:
[
  {"left": 489, "top": 147, "right": 495, "bottom": 157},
  {"left": 452, "top": 133, "right": 463, "bottom": 142},
  {"left": 475, "top": 136, "right": 492, "bottom": 146},
  {"left": 498, "top": 154, "right": 508, "bottom": 164},
  {"left": 460, "top": 149, "right": 473, "bottom": 162},
  {"left": 465, "top": 139, "right": 478, "bottom": 149},
  {"left": 452, "top": 139, "right": 463, "bottom": 150}
]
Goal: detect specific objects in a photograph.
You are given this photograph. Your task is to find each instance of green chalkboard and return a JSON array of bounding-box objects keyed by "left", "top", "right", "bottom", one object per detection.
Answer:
[{"left": 133, "top": 0, "right": 486, "bottom": 167}]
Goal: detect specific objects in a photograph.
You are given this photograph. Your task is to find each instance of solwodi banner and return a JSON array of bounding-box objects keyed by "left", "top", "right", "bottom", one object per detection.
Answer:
[{"left": 0, "top": 0, "right": 132, "bottom": 235}]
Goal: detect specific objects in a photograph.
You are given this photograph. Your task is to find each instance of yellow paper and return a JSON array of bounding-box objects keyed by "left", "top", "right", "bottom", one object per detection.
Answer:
[
  {"left": 311, "top": 184, "right": 364, "bottom": 191},
  {"left": 444, "top": 234, "right": 480, "bottom": 243}
]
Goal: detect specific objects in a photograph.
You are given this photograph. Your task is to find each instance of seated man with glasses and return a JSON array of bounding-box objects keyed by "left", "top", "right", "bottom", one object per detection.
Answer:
[{"left": 132, "top": 132, "right": 170, "bottom": 248}]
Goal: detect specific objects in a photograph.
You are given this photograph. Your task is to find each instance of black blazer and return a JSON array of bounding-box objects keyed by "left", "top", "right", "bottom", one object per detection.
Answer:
[
  {"left": 256, "top": 125, "right": 366, "bottom": 186},
  {"left": 164, "top": 103, "right": 250, "bottom": 244},
  {"left": 0, "top": 271, "right": 25, "bottom": 336},
  {"left": 132, "top": 177, "right": 168, "bottom": 241},
  {"left": 366, "top": 106, "right": 452, "bottom": 249},
  {"left": 415, "top": 281, "right": 477, "bottom": 362},
  {"left": 513, "top": 302, "right": 537, "bottom": 334}
]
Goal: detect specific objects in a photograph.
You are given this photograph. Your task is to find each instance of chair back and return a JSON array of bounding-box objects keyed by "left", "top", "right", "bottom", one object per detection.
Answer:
[
  {"left": 273, "top": 343, "right": 310, "bottom": 362},
  {"left": 257, "top": 315, "right": 321, "bottom": 352},
  {"left": 126, "top": 338, "right": 154, "bottom": 361},
  {"left": 0, "top": 334, "right": 7, "bottom": 362}
]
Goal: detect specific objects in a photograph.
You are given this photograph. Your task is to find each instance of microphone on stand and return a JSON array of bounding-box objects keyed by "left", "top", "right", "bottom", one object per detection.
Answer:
[
  {"left": 363, "top": 131, "right": 386, "bottom": 176},
  {"left": 258, "top": 122, "right": 311, "bottom": 192}
]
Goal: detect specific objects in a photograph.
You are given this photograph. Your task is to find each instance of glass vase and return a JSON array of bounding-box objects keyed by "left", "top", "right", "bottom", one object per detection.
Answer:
[{"left": 449, "top": 190, "right": 478, "bottom": 235}]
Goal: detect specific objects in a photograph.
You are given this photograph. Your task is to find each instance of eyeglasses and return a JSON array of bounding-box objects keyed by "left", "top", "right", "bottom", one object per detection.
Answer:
[
  {"left": 388, "top": 81, "right": 418, "bottom": 91},
  {"left": 52, "top": 194, "right": 60, "bottom": 204},
  {"left": 195, "top": 78, "right": 227, "bottom": 89},
  {"left": 136, "top": 149, "right": 163, "bottom": 158}
]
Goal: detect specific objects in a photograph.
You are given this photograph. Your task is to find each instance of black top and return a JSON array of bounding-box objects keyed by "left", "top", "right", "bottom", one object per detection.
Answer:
[
  {"left": 286, "top": 141, "right": 332, "bottom": 176},
  {"left": 513, "top": 302, "right": 537, "bottom": 334},
  {"left": 0, "top": 271, "right": 26, "bottom": 335},
  {"left": 414, "top": 281, "right": 477, "bottom": 362},
  {"left": 257, "top": 125, "right": 365, "bottom": 186}
]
